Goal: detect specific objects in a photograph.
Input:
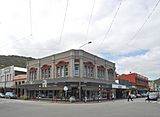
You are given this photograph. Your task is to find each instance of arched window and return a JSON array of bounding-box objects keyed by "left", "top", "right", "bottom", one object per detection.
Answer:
[
  {"left": 41, "top": 64, "right": 51, "bottom": 79},
  {"left": 29, "top": 67, "right": 37, "bottom": 81},
  {"left": 56, "top": 61, "right": 69, "bottom": 78},
  {"left": 83, "top": 61, "right": 94, "bottom": 78}
]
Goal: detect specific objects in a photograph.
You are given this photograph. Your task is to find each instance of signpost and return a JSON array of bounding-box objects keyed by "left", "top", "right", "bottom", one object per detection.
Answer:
[{"left": 63, "top": 86, "right": 68, "bottom": 101}]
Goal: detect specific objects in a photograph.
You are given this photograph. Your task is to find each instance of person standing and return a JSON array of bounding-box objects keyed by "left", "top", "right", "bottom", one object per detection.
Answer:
[
  {"left": 111, "top": 92, "right": 115, "bottom": 101},
  {"left": 128, "top": 91, "right": 133, "bottom": 102}
]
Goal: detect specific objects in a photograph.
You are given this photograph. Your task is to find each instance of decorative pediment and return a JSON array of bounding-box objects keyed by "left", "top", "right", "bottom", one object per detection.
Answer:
[
  {"left": 56, "top": 61, "right": 69, "bottom": 67},
  {"left": 41, "top": 64, "right": 51, "bottom": 69},
  {"left": 29, "top": 67, "right": 37, "bottom": 72},
  {"left": 97, "top": 65, "right": 105, "bottom": 70},
  {"left": 83, "top": 61, "right": 94, "bottom": 67},
  {"left": 74, "top": 58, "right": 80, "bottom": 62},
  {"left": 107, "top": 68, "right": 114, "bottom": 72}
]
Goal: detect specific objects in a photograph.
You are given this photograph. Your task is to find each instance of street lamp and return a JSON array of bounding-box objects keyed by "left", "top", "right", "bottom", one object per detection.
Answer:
[{"left": 79, "top": 41, "right": 92, "bottom": 49}]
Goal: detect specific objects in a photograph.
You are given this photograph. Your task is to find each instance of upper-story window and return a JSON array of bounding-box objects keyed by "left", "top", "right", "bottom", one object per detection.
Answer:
[
  {"left": 83, "top": 61, "right": 94, "bottom": 78},
  {"left": 74, "top": 58, "right": 80, "bottom": 77},
  {"left": 56, "top": 61, "right": 69, "bottom": 78},
  {"left": 29, "top": 67, "right": 37, "bottom": 81},
  {"left": 74, "top": 64, "right": 80, "bottom": 76},
  {"left": 108, "top": 68, "right": 114, "bottom": 81},
  {"left": 97, "top": 65, "right": 105, "bottom": 79},
  {"left": 41, "top": 64, "right": 51, "bottom": 79}
]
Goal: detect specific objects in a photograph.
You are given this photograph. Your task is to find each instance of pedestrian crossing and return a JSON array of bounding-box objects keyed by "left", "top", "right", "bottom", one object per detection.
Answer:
[
  {"left": 0, "top": 99, "right": 25, "bottom": 104},
  {"left": 0, "top": 98, "right": 160, "bottom": 105},
  {"left": 0, "top": 98, "right": 37, "bottom": 104}
]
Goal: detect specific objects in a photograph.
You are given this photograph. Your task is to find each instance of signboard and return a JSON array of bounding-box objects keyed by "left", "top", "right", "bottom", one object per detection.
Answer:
[
  {"left": 112, "top": 84, "right": 126, "bottom": 89},
  {"left": 42, "top": 80, "right": 47, "bottom": 87}
]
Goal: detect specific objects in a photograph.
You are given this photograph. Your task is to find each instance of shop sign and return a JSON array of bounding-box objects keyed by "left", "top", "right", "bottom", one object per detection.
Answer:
[{"left": 112, "top": 84, "right": 126, "bottom": 89}]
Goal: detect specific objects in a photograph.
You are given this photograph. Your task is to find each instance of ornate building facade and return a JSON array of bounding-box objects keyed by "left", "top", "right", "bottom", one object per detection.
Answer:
[{"left": 23, "top": 49, "right": 116, "bottom": 101}]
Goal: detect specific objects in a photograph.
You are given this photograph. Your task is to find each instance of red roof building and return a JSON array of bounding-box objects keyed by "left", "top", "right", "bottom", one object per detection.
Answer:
[{"left": 117, "top": 73, "right": 149, "bottom": 91}]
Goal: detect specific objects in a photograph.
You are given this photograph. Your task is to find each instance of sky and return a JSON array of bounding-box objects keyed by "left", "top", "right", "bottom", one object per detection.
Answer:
[{"left": 0, "top": 0, "right": 160, "bottom": 80}]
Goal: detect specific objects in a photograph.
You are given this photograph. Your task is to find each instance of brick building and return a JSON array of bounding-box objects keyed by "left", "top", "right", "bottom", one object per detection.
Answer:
[{"left": 117, "top": 73, "right": 149, "bottom": 94}]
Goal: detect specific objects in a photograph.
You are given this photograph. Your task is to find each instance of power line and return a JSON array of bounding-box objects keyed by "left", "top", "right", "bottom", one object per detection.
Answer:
[
  {"left": 0, "top": 35, "right": 31, "bottom": 48},
  {"left": 129, "top": 0, "right": 160, "bottom": 44},
  {"left": 97, "top": 0, "right": 123, "bottom": 50},
  {"left": 29, "top": 0, "right": 33, "bottom": 37},
  {"left": 59, "top": 0, "right": 70, "bottom": 43},
  {"left": 85, "top": 0, "right": 96, "bottom": 41}
]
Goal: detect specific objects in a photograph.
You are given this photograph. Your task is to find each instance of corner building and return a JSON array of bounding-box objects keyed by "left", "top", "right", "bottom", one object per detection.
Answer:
[{"left": 25, "top": 49, "right": 116, "bottom": 101}]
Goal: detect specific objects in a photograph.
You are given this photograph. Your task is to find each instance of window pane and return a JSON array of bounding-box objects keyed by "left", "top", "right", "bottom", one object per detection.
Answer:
[{"left": 74, "top": 64, "right": 79, "bottom": 76}]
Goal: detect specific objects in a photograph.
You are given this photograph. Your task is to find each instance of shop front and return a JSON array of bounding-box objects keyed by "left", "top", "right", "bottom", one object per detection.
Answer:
[{"left": 112, "top": 84, "right": 127, "bottom": 99}]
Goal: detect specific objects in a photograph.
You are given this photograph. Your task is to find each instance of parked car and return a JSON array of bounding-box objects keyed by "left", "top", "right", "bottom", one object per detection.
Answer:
[
  {"left": 0, "top": 93, "right": 5, "bottom": 98},
  {"left": 141, "top": 93, "right": 148, "bottom": 97},
  {"left": 148, "top": 92, "right": 159, "bottom": 101},
  {"left": 136, "top": 94, "right": 141, "bottom": 98},
  {"left": 5, "top": 92, "right": 17, "bottom": 99},
  {"left": 130, "top": 94, "right": 136, "bottom": 98},
  {"left": 69, "top": 96, "right": 76, "bottom": 103}
]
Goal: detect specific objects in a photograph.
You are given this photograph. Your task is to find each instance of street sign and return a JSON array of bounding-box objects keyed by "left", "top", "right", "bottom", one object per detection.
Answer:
[{"left": 63, "top": 86, "right": 68, "bottom": 91}]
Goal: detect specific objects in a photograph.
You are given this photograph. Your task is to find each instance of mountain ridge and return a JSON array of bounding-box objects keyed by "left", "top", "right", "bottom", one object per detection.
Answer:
[{"left": 0, "top": 55, "right": 35, "bottom": 69}]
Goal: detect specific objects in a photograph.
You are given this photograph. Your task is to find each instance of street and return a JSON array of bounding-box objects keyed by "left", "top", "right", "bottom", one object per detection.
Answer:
[{"left": 0, "top": 98, "right": 160, "bottom": 117}]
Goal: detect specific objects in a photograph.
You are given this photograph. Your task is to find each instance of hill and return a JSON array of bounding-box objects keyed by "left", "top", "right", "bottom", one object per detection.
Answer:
[
  {"left": 154, "top": 78, "right": 160, "bottom": 85},
  {"left": 0, "top": 55, "right": 35, "bottom": 69}
]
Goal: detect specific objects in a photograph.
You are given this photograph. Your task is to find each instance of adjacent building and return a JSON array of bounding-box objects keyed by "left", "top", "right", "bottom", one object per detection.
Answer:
[
  {"left": 14, "top": 75, "right": 27, "bottom": 97},
  {"left": 0, "top": 66, "right": 27, "bottom": 94},
  {"left": 22, "top": 49, "right": 116, "bottom": 101},
  {"left": 117, "top": 73, "right": 149, "bottom": 94}
]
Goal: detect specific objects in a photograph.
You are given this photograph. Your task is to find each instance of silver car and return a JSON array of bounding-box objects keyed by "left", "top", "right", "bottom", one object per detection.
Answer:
[{"left": 148, "top": 92, "right": 158, "bottom": 101}]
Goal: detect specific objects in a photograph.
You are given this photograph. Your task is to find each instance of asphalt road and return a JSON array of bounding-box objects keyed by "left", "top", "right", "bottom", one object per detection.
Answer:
[{"left": 0, "top": 98, "right": 160, "bottom": 117}]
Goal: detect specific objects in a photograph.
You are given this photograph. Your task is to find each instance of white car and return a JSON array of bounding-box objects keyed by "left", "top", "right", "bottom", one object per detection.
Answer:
[
  {"left": 0, "top": 93, "right": 5, "bottom": 98},
  {"left": 148, "top": 92, "right": 158, "bottom": 101},
  {"left": 130, "top": 94, "right": 136, "bottom": 98},
  {"left": 5, "top": 92, "right": 17, "bottom": 99}
]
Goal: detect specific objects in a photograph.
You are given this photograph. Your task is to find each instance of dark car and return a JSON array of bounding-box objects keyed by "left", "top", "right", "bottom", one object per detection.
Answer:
[{"left": 5, "top": 92, "right": 17, "bottom": 99}]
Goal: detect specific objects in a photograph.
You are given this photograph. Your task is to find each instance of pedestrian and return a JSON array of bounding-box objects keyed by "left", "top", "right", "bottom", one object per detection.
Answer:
[
  {"left": 128, "top": 91, "right": 133, "bottom": 102},
  {"left": 111, "top": 92, "right": 115, "bottom": 101},
  {"left": 145, "top": 92, "right": 150, "bottom": 102}
]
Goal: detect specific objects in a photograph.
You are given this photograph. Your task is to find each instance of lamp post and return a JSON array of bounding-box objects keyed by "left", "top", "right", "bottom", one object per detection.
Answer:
[{"left": 79, "top": 41, "right": 92, "bottom": 49}]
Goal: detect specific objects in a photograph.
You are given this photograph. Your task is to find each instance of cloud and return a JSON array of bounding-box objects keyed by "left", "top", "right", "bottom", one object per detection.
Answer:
[
  {"left": 116, "top": 47, "right": 160, "bottom": 80},
  {"left": 0, "top": 0, "right": 160, "bottom": 79}
]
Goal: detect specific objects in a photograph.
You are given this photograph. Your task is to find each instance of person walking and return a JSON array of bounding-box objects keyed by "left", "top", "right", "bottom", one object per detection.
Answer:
[
  {"left": 145, "top": 92, "right": 150, "bottom": 102},
  {"left": 111, "top": 92, "right": 115, "bottom": 101},
  {"left": 128, "top": 91, "right": 133, "bottom": 102}
]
